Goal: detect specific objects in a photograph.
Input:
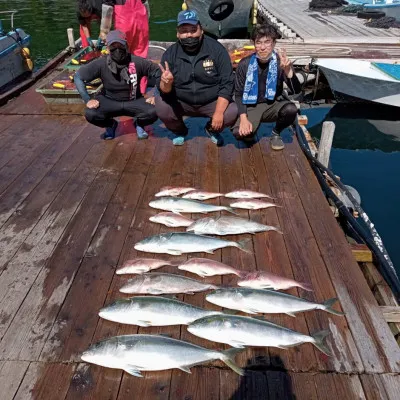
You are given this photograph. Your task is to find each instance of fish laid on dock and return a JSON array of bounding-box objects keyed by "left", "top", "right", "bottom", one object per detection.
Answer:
[
  {"left": 119, "top": 272, "right": 218, "bottom": 294},
  {"left": 206, "top": 288, "right": 344, "bottom": 317},
  {"left": 238, "top": 271, "right": 313, "bottom": 291},
  {"left": 116, "top": 258, "right": 175, "bottom": 275},
  {"left": 188, "top": 314, "right": 331, "bottom": 356},
  {"left": 134, "top": 232, "right": 251, "bottom": 255},
  {"left": 224, "top": 190, "right": 274, "bottom": 199},
  {"left": 81, "top": 334, "right": 244, "bottom": 377},
  {"left": 186, "top": 216, "right": 283, "bottom": 235},
  {"left": 99, "top": 296, "right": 222, "bottom": 326},
  {"left": 182, "top": 190, "right": 224, "bottom": 200},
  {"left": 149, "top": 197, "right": 236, "bottom": 214},
  {"left": 178, "top": 258, "right": 247, "bottom": 278},
  {"left": 230, "top": 199, "right": 281, "bottom": 210},
  {"left": 149, "top": 212, "right": 194, "bottom": 227},
  {"left": 155, "top": 186, "right": 196, "bottom": 197}
]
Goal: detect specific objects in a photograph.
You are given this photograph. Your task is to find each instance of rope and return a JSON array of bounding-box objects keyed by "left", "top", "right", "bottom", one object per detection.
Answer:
[{"left": 366, "top": 17, "right": 400, "bottom": 29}]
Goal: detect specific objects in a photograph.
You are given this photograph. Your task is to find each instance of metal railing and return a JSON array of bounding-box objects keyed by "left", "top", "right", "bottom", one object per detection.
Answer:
[{"left": 0, "top": 10, "right": 18, "bottom": 30}]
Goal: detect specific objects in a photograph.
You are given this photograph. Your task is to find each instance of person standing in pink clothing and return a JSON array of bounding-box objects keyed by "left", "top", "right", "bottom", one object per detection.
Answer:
[{"left": 110, "top": 0, "right": 150, "bottom": 94}]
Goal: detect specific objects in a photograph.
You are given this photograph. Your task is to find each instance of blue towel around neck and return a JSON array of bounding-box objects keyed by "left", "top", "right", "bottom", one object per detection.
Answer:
[{"left": 242, "top": 51, "right": 278, "bottom": 105}]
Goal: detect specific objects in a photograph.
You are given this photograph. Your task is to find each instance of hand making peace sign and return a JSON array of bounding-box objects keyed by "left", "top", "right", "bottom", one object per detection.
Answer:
[
  {"left": 159, "top": 61, "right": 174, "bottom": 86},
  {"left": 278, "top": 48, "right": 293, "bottom": 78}
]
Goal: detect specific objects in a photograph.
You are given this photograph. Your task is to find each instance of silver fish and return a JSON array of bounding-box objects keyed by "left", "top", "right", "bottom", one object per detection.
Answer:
[
  {"left": 224, "top": 190, "right": 274, "bottom": 199},
  {"left": 230, "top": 199, "right": 281, "bottom": 210},
  {"left": 119, "top": 272, "right": 218, "bottom": 294},
  {"left": 134, "top": 232, "right": 251, "bottom": 255},
  {"left": 188, "top": 314, "right": 331, "bottom": 356},
  {"left": 149, "top": 197, "right": 236, "bottom": 214},
  {"left": 187, "top": 216, "right": 283, "bottom": 235},
  {"left": 182, "top": 190, "right": 223, "bottom": 200},
  {"left": 238, "top": 271, "right": 313, "bottom": 291},
  {"left": 178, "top": 258, "right": 247, "bottom": 278},
  {"left": 99, "top": 296, "right": 222, "bottom": 326},
  {"left": 206, "top": 288, "right": 344, "bottom": 317},
  {"left": 149, "top": 212, "right": 194, "bottom": 227},
  {"left": 155, "top": 186, "right": 196, "bottom": 197},
  {"left": 116, "top": 258, "right": 174, "bottom": 275},
  {"left": 81, "top": 334, "right": 244, "bottom": 377}
]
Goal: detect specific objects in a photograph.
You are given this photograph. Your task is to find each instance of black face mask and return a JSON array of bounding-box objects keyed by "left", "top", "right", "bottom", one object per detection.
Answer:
[
  {"left": 180, "top": 36, "right": 202, "bottom": 53},
  {"left": 110, "top": 48, "right": 128, "bottom": 64}
]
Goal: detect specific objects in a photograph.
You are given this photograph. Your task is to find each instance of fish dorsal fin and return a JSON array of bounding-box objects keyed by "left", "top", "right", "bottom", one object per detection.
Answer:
[{"left": 179, "top": 366, "right": 192, "bottom": 374}]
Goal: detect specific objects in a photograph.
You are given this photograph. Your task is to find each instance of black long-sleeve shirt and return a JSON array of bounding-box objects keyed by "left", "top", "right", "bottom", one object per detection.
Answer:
[
  {"left": 157, "top": 35, "right": 234, "bottom": 106},
  {"left": 234, "top": 54, "right": 302, "bottom": 115},
  {"left": 75, "top": 55, "right": 161, "bottom": 102}
]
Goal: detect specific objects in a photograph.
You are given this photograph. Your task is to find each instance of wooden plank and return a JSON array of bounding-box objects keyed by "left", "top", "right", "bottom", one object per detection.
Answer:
[
  {"left": 284, "top": 134, "right": 400, "bottom": 373},
  {"left": 169, "top": 368, "right": 219, "bottom": 400},
  {"left": 0, "top": 134, "right": 135, "bottom": 361},
  {"left": 0, "top": 360, "right": 30, "bottom": 400},
  {"left": 259, "top": 130, "right": 362, "bottom": 373},
  {"left": 288, "top": 372, "right": 318, "bottom": 400},
  {"left": 380, "top": 306, "right": 400, "bottom": 323},
  {"left": 351, "top": 244, "right": 373, "bottom": 263},
  {"left": 266, "top": 370, "right": 296, "bottom": 399},
  {"left": 313, "top": 373, "right": 339, "bottom": 400},
  {"left": 0, "top": 129, "right": 112, "bottom": 342},
  {"left": 240, "top": 135, "right": 318, "bottom": 372},
  {"left": 218, "top": 135, "right": 260, "bottom": 369},
  {"left": 0, "top": 116, "right": 74, "bottom": 196},
  {"left": 83, "top": 133, "right": 179, "bottom": 399},
  {"left": 40, "top": 138, "right": 157, "bottom": 362},
  {"left": 20, "top": 362, "right": 76, "bottom": 400},
  {"left": 332, "top": 374, "right": 366, "bottom": 400},
  {"left": 379, "top": 374, "right": 400, "bottom": 400},
  {"left": 64, "top": 363, "right": 122, "bottom": 400},
  {"left": 219, "top": 369, "right": 269, "bottom": 400},
  {"left": 360, "top": 374, "right": 390, "bottom": 400},
  {"left": 118, "top": 370, "right": 170, "bottom": 400},
  {"left": 0, "top": 116, "right": 89, "bottom": 271}
]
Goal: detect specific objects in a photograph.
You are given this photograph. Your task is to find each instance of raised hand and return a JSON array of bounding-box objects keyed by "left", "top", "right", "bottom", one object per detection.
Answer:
[
  {"left": 159, "top": 61, "right": 174, "bottom": 85},
  {"left": 278, "top": 48, "right": 293, "bottom": 78}
]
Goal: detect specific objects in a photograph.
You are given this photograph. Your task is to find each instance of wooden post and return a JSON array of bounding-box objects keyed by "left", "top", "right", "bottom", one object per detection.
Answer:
[
  {"left": 253, "top": 0, "right": 258, "bottom": 25},
  {"left": 67, "top": 28, "right": 75, "bottom": 50},
  {"left": 317, "top": 121, "right": 335, "bottom": 168}
]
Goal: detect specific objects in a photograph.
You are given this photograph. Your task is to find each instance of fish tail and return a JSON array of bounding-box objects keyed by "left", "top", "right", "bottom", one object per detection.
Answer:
[
  {"left": 298, "top": 282, "right": 313, "bottom": 292},
  {"left": 323, "top": 298, "right": 345, "bottom": 316},
  {"left": 235, "top": 238, "right": 252, "bottom": 254},
  {"left": 270, "top": 226, "right": 284, "bottom": 234},
  {"left": 311, "top": 330, "right": 332, "bottom": 356},
  {"left": 225, "top": 207, "right": 239, "bottom": 215},
  {"left": 237, "top": 270, "right": 252, "bottom": 279},
  {"left": 221, "top": 348, "right": 245, "bottom": 376}
]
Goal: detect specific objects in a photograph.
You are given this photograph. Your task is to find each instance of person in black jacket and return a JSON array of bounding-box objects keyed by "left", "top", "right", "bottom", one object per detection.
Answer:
[
  {"left": 74, "top": 30, "right": 160, "bottom": 140},
  {"left": 233, "top": 24, "right": 301, "bottom": 150},
  {"left": 155, "top": 10, "right": 237, "bottom": 146}
]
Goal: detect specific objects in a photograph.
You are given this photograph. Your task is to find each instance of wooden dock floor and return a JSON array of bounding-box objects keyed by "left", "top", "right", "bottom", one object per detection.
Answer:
[
  {"left": 0, "top": 87, "right": 400, "bottom": 399},
  {"left": 258, "top": 0, "right": 400, "bottom": 42}
]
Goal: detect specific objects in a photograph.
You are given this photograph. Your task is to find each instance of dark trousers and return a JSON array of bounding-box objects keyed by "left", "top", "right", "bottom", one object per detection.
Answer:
[
  {"left": 155, "top": 96, "right": 238, "bottom": 135},
  {"left": 232, "top": 101, "right": 297, "bottom": 138},
  {"left": 85, "top": 95, "right": 158, "bottom": 128}
]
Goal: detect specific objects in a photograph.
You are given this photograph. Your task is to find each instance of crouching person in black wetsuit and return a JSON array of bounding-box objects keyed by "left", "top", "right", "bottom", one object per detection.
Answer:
[
  {"left": 74, "top": 30, "right": 160, "bottom": 140},
  {"left": 155, "top": 10, "right": 237, "bottom": 146},
  {"left": 233, "top": 24, "right": 301, "bottom": 150}
]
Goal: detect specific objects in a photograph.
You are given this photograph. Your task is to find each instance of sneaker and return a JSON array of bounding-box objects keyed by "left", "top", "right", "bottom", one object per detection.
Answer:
[
  {"left": 205, "top": 123, "right": 224, "bottom": 146},
  {"left": 271, "top": 133, "right": 284, "bottom": 151},
  {"left": 172, "top": 136, "right": 185, "bottom": 146},
  {"left": 135, "top": 124, "right": 149, "bottom": 140},
  {"left": 104, "top": 121, "right": 118, "bottom": 140}
]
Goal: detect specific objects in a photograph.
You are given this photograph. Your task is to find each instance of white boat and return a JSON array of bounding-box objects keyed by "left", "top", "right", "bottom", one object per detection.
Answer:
[
  {"left": 186, "top": 0, "right": 254, "bottom": 38},
  {"left": 0, "top": 10, "right": 32, "bottom": 91},
  {"left": 315, "top": 58, "right": 400, "bottom": 107},
  {"left": 365, "top": 0, "right": 400, "bottom": 21}
]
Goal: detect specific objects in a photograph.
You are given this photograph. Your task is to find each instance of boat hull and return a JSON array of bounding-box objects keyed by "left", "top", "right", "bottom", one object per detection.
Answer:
[
  {"left": 316, "top": 59, "right": 400, "bottom": 108},
  {"left": 364, "top": 3, "right": 400, "bottom": 21},
  {"left": 186, "top": 0, "right": 253, "bottom": 38},
  {"left": 0, "top": 29, "right": 32, "bottom": 90}
]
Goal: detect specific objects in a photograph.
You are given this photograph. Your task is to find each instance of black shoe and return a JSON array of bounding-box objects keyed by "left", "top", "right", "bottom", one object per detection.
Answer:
[{"left": 104, "top": 121, "right": 118, "bottom": 140}]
